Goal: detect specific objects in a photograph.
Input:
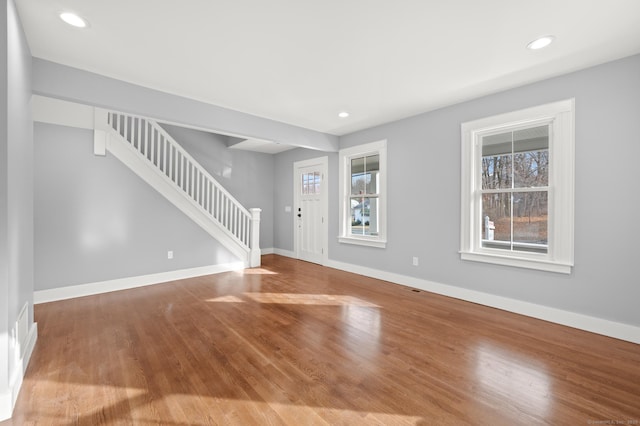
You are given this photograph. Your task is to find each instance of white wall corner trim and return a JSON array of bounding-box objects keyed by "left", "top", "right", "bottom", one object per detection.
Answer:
[
  {"left": 34, "top": 262, "right": 245, "bottom": 304},
  {"left": 325, "top": 259, "right": 640, "bottom": 345},
  {"left": 0, "top": 323, "right": 37, "bottom": 421}
]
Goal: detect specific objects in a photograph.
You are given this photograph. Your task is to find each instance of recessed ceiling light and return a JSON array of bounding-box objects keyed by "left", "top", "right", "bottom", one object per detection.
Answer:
[
  {"left": 59, "top": 12, "right": 88, "bottom": 28},
  {"left": 338, "top": 111, "right": 350, "bottom": 118},
  {"left": 527, "top": 35, "right": 555, "bottom": 50}
]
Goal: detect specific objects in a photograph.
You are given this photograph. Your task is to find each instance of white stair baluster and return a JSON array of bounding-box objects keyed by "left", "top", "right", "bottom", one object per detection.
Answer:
[
  {"left": 123, "top": 115, "right": 128, "bottom": 142},
  {"left": 162, "top": 135, "right": 167, "bottom": 175},
  {"left": 168, "top": 144, "right": 173, "bottom": 181}
]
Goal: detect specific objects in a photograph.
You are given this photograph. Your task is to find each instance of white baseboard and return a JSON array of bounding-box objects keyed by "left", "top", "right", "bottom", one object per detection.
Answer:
[
  {"left": 33, "top": 251, "right": 640, "bottom": 343},
  {"left": 271, "top": 248, "right": 295, "bottom": 258},
  {"left": 1, "top": 322, "right": 37, "bottom": 422},
  {"left": 325, "top": 259, "right": 640, "bottom": 345},
  {"left": 0, "top": 391, "right": 10, "bottom": 422},
  {"left": 260, "top": 247, "right": 275, "bottom": 255},
  {"left": 34, "top": 262, "right": 245, "bottom": 304}
]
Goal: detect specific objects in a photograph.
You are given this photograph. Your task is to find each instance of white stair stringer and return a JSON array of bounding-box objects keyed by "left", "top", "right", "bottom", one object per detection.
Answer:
[{"left": 95, "top": 109, "right": 261, "bottom": 267}]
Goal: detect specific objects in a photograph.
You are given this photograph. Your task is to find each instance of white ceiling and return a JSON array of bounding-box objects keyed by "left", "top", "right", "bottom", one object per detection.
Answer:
[{"left": 16, "top": 0, "right": 640, "bottom": 136}]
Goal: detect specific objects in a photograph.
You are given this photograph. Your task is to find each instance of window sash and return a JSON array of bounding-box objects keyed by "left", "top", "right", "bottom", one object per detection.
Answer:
[
  {"left": 480, "top": 189, "right": 549, "bottom": 254},
  {"left": 339, "top": 140, "right": 387, "bottom": 248},
  {"left": 460, "top": 99, "right": 574, "bottom": 273}
]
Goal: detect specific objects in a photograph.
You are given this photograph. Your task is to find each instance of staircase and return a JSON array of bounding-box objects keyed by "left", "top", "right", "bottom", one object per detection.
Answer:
[{"left": 93, "top": 109, "right": 261, "bottom": 267}]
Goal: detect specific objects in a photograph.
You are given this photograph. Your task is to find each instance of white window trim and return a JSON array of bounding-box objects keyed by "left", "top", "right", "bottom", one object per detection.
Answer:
[
  {"left": 338, "top": 140, "right": 387, "bottom": 248},
  {"left": 460, "top": 99, "right": 575, "bottom": 274}
]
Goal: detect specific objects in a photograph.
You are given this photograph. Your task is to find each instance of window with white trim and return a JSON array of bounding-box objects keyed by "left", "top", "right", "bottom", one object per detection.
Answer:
[
  {"left": 460, "top": 100, "right": 574, "bottom": 273},
  {"left": 339, "top": 140, "right": 387, "bottom": 248}
]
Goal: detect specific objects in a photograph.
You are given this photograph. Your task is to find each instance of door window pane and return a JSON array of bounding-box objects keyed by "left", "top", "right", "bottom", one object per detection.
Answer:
[{"left": 302, "top": 172, "right": 321, "bottom": 195}]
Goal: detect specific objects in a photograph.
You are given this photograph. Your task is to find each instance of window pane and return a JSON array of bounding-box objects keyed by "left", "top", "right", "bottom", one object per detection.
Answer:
[
  {"left": 351, "top": 155, "right": 380, "bottom": 195},
  {"left": 350, "top": 196, "right": 379, "bottom": 236},
  {"left": 365, "top": 155, "right": 379, "bottom": 194},
  {"left": 514, "top": 151, "right": 549, "bottom": 188},
  {"left": 302, "top": 174, "right": 308, "bottom": 194},
  {"left": 482, "top": 131, "right": 512, "bottom": 189},
  {"left": 481, "top": 191, "right": 548, "bottom": 253},
  {"left": 513, "top": 126, "right": 549, "bottom": 153},
  {"left": 351, "top": 157, "right": 366, "bottom": 195},
  {"left": 351, "top": 157, "right": 365, "bottom": 174},
  {"left": 482, "top": 131, "right": 512, "bottom": 156},
  {"left": 482, "top": 126, "right": 549, "bottom": 190},
  {"left": 482, "top": 154, "right": 512, "bottom": 189},
  {"left": 513, "top": 191, "right": 548, "bottom": 252},
  {"left": 314, "top": 172, "right": 321, "bottom": 194},
  {"left": 481, "top": 193, "right": 511, "bottom": 248},
  {"left": 365, "top": 170, "right": 378, "bottom": 194},
  {"left": 514, "top": 126, "right": 549, "bottom": 188}
]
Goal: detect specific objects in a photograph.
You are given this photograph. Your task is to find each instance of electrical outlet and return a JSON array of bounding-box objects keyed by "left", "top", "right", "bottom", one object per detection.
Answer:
[
  {"left": 412, "top": 256, "right": 419, "bottom": 266},
  {"left": 168, "top": 251, "right": 173, "bottom": 260}
]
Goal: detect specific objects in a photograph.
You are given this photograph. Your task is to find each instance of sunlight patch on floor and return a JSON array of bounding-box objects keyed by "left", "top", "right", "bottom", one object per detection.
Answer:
[
  {"left": 206, "top": 295, "right": 245, "bottom": 303},
  {"left": 341, "top": 305, "right": 382, "bottom": 359},
  {"left": 244, "top": 293, "right": 380, "bottom": 307},
  {"left": 343, "top": 305, "right": 381, "bottom": 329},
  {"left": 17, "top": 379, "right": 146, "bottom": 424},
  {"left": 474, "top": 342, "right": 552, "bottom": 417},
  {"left": 21, "top": 379, "right": 427, "bottom": 424},
  {"left": 154, "top": 396, "right": 425, "bottom": 425},
  {"left": 237, "top": 268, "right": 279, "bottom": 275}
]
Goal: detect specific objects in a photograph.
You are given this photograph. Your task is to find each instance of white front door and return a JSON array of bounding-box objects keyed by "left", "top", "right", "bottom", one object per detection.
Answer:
[{"left": 294, "top": 157, "right": 328, "bottom": 265}]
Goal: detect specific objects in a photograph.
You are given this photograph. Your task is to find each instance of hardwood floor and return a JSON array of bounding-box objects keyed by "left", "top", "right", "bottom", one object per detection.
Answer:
[{"left": 4, "top": 254, "right": 639, "bottom": 425}]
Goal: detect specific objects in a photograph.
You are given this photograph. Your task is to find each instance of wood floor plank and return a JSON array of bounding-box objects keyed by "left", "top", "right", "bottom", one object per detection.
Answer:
[{"left": 3, "top": 254, "right": 639, "bottom": 425}]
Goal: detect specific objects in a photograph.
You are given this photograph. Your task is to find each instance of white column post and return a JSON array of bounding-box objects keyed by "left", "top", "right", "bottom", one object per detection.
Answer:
[
  {"left": 93, "top": 108, "right": 109, "bottom": 156},
  {"left": 249, "top": 208, "right": 262, "bottom": 267}
]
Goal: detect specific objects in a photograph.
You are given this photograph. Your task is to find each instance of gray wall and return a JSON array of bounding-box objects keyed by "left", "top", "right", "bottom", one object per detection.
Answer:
[
  {"left": 0, "top": 0, "right": 9, "bottom": 399},
  {"left": 275, "top": 54, "right": 640, "bottom": 327},
  {"left": 160, "top": 124, "right": 275, "bottom": 249},
  {"left": 34, "top": 123, "right": 240, "bottom": 290},
  {"left": 31, "top": 58, "right": 338, "bottom": 152},
  {"left": 1, "top": 0, "right": 33, "bottom": 408}
]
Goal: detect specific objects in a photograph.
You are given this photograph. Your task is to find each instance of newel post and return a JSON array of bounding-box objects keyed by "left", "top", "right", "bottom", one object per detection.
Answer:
[{"left": 249, "top": 208, "right": 262, "bottom": 267}]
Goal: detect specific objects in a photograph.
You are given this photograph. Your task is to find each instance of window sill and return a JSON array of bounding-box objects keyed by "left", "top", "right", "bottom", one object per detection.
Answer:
[
  {"left": 338, "top": 236, "right": 387, "bottom": 248},
  {"left": 460, "top": 251, "right": 572, "bottom": 274}
]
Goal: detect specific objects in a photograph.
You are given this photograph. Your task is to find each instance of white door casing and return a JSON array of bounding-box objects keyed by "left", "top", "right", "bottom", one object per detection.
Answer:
[{"left": 293, "top": 157, "right": 328, "bottom": 265}]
